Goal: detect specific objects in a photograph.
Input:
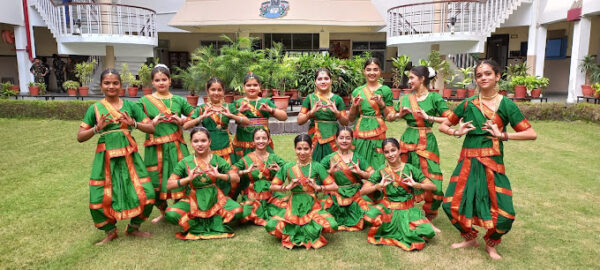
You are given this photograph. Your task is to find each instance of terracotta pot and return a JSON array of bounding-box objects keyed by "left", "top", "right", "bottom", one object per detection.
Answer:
[
  {"left": 224, "top": 94, "right": 234, "bottom": 103},
  {"left": 499, "top": 90, "right": 507, "bottom": 96},
  {"left": 29, "top": 86, "right": 40, "bottom": 96},
  {"left": 272, "top": 96, "right": 290, "bottom": 110},
  {"left": 78, "top": 86, "right": 89, "bottom": 96},
  {"left": 202, "top": 96, "right": 209, "bottom": 104},
  {"left": 142, "top": 87, "right": 153, "bottom": 95},
  {"left": 127, "top": 87, "right": 138, "bottom": 97},
  {"left": 467, "top": 88, "right": 476, "bottom": 97},
  {"left": 342, "top": 96, "right": 351, "bottom": 107},
  {"left": 582, "top": 85, "right": 594, "bottom": 97},
  {"left": 9, "top": 85, "right": 19, "bottom": 94},
  {"left": 272, "top": 89, "right": 280, "bottom": 97},
  {"left": 402, "top": 89, "right": 412, "bottom": 95},
  {"left": 442, "top": 88, "right": 452, "bottom": 98},
  {"left": 234, "top": 95, "right": 243, "bottom": 101},
  {"left": 285, "top": 89, "right": 299, "bottom": 99},
  {"left": 456, "top": 89, "right": 466, "bottom": 98},
  {"left": 67, "top": 88, "right": 77, "bottom": 96},
  {"left": 119, "top": 88, "right": 126, "bottom": 96},
  {"left": 261, "top": 89, "right": 269, "bottom": 97},
  {"left": 391, "top": 88, "right": 401, "bottom": 99},
  {"left": 186, "top": 95, "right": 199, "bottom": 106},
  {"left": 594, "top": 91, "right": 600, "bottom": 98},
  {"left": 430, "top": 89, "right": 440, "bottom": 93},
  {"left": 514, "top": 85, "right": 527, "bottom": 98},
  {"left": 531, "top": 88, "right": 542, "bottom": 98}
]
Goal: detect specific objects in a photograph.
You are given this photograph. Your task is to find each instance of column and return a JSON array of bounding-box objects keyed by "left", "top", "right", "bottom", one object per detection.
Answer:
[
  {"left": 319, "top": 31, "right": 329, "bottom": 54},
  {"left": 105, "top": 45, "right": 115, "bottom": 69},
  {"left": 526, "top": 24, "right": 547, "bottom": 77},
  {"left": 14, "top": 25, "right": 32, "bottom": 94},
  {"left": 567, "top": 16, "right": 591, "bottom": 103}
]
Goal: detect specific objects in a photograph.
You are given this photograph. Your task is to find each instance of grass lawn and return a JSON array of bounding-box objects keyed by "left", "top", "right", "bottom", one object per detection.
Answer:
[{"left": 0, "top": 118, "right": 599, "bottom": 269}]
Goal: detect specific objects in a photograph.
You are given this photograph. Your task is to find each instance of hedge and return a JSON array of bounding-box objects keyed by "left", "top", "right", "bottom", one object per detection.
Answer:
[{"left": 1, "top": 99, "right": 599, "bottom": 123}]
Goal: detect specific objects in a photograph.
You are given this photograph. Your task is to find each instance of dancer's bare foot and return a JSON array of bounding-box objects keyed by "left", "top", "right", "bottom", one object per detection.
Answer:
[
  {"left": 95, "top": 231, "right": 118, "bottom": 245},
  {"left": 151, "top": 214, "right": 165, "bottom": 224},
  {"left": 431, "top": 224, "right": 441, "bottom": 233},
  {"left": 450, "top": 239, "right": 479, "bottom": 249},
  {"left": 485, "top": 245, "right": 502, "bottom": 260},
  {"left": 126, "top": 230, "right": 153, "bottom": 238}
]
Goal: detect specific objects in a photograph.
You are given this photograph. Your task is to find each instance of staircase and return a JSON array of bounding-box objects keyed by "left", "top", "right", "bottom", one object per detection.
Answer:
[
  {"left": 31, "top": 0, "right": 157, "bottom": 56},
  {"left": 387, "top": 0, "right": 527, "bottom": 54}
]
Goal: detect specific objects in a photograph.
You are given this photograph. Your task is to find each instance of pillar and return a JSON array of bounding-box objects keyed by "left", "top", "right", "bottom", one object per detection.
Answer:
[
  {"left": 14, "top": 25, "right": 32, "bottom": 94},
  {"left": 567, "top": 16, "right": 591, "bottom": 103},
  {"left": 525, "top": 24, "right": 547, "bottom": 77},
  {"left": 105, "top": 45, "right": 115, "bottom": 69},
  {"left": 319, "top": 31, "right": 329, "bottom": 54}
]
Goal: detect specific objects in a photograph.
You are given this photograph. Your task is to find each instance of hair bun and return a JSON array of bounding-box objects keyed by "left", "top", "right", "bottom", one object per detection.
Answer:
[{"left": 427, "top": 67, "right": 436, "bottom": 78}]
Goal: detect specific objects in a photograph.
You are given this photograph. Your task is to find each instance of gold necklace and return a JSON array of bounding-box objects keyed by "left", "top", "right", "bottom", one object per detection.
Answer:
[
  {"left": 480, "top": 92, "right": 499, "bottom": 100},
  {"left": 478, "top": 94, "right": 500, "bottom": 119}
]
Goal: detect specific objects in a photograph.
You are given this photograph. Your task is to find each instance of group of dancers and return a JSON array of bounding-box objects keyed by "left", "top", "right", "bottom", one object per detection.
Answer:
[{"left": 77, "top": 57, "right": 536, "bottom": 259}]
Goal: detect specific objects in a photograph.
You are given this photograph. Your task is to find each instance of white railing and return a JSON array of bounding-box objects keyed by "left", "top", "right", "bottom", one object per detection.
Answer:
[
  {"left": 387, "top": 0, "right": 522, "bottom": 38},
  {"left": 33, "top": 0, "right": 156, "bottom": 39},
  {"left": 449, "top": 53, "right": 478, "bottom": 68}
]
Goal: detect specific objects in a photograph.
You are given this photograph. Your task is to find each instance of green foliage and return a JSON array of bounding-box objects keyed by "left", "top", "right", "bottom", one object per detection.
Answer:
[
  {"left": 507, "top": 62, "right": 529, "bottom": 77},
  {"left": 427, "top": 50, "right": 451, "bottom": 88},
  {"left": 454, "top": 66, "right": 474, "bottom": 89},
  {"left": 62, "top": 80, "right": 80, "bottom": 90},
  {"left": 0, "top": 100, "right": 95, "bottom": 119},
  {"left": 75, "top": 59, "right": 97, "bottom": 87},
  {"left": 391, "top": 55, "right": 410, "bottom": 88},
  {"left": 592, "top": 82, "right": 600, "bottom": 94},
  {"left": 120, "top": 63, "right": 135, "bottom": 88},
  {"left": 215, "top": 35, "right": 258, "bottom": 94},
  {"left": 0, "top": 82, "right": 17, "bottom": 99},
  {"left": 509, "top": 75, "right": 527, "bottom": 88},
  {"left": 498, "top": 78, "right": 511, "bottom": 91},
  {"left": 138, "top": 63, "right": 153, "bottom": 88},
  {"left": 173, "top": 65, "right": 204, "bottom": 96}
]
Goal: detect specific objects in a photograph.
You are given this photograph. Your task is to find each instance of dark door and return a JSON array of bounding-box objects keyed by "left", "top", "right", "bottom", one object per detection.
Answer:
[{"left": 486, "top": 34, "right": 509, "bottom": 69}]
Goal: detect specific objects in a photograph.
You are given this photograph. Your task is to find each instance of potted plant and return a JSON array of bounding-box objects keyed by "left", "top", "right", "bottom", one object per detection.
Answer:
[
  {"left": 2, "top": 82, "right": 19, "bottom": 94},
  {"left": 138, "top": 63, "right": 153, "bottom": 95},
  {"left": 427, "top": 50, "right": 450, "bottom": 92},
  {"left": 498, "top": 79, "right": 511, "bottom": 96},
  {"left": 443, "top": 73, "right": 457, "bottom": 98},
  {"left": 62, "top": 80, "right": 80, "bottom": 96},
  {"left": 391, "top": 55, "right": 410, "bottom": 99},
  {"left": 510, "top": 75, "right": 528, "bottom": 98},
  {"left": 75, "top": 59, "right": 97, "bottom": 96},
  {"left": 579, "top": 55, "right": 598, "bottom": 96},
  {"left": 1, "top": 82, "right": 18, "bottom": 98},
  {"left": 119, "top": 63, "right": 138, "bottom": 97},
  {"left": 28, "top": 82, "right": 39, "bottom": 96},
  {"left": 271, "top": 54, "right": 295, "bottom": 110},
  {"left": 174, "top": 65, "right": 203, "bottom": 106},
  {"left": 529, "top": 76, "right": 549, "bottom": 98},
  {"left": 455, "top": 66, "right": 474, "bottom": 98},
  {"left": 592, "top": 82, "right": 600, "bottom": 98},
  {"left": 216, "top": 35, "right": 257, "bottom": 102}
]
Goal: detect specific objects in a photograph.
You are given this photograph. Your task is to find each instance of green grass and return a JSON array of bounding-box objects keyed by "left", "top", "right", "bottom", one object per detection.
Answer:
[{"left": 0, "top": 118, "right": 599, "bottom": 269}]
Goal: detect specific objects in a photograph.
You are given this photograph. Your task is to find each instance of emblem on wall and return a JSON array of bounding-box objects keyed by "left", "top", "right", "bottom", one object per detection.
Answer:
[{"left": 260, "top": 0, "right": 289, "bottom": 18}]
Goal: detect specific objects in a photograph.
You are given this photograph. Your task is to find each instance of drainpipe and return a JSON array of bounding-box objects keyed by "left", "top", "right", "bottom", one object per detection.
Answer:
[{"left": 22, "top": 0, "right": 34, "bottom": 61}]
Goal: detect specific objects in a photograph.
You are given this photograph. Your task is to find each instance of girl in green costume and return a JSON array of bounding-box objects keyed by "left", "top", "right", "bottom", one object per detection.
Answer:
[
  {"left": 234, "top": 128, "right": 287, "bottom": 226},
  {"left": 77, "top": 69, "right": 157, "bottom": 245},
  {"left": 320, "top": 126, "right": 373, "bottom": 231},
  {"left": 361, "top": 138, "right": 437, "bottom": 251},
  {"left": 232, "top": 73, "right": 288, "bottom": 163},
  {"left": 298, "top": 68, "right": 349, "bottom": 162},
  {"left": 184, "top": 77, "right": 249, "bottom": 196},
  {"left": 265, "top": 134, "right": 339, "bottom": 249},
  {"left": 348, "top": 58, "right": 394, "bottom": 168},
  {"left": 138, "top": 64, "right": 195, "bottom": 224},
  {"left": 164, "top": 127, "right": 243, "bottom": 240},
  {"left": 388, "top": 66, "right": 452, "bottom": 232},
  {"left": 439, "top": 60, "right": 537, "bottom": 260}
]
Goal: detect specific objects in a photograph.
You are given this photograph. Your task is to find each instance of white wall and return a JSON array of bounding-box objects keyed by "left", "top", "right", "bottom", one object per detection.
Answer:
[
  {"left": 118, "top": 0, "right": 187, "bottom": 32},
  {"left": 0, "top": 1, "right": 24, "bottom": 26}
]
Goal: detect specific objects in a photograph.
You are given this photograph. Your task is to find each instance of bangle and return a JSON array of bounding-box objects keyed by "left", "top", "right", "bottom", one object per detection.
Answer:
[
  {"left": 133, "top": 121, "right": 138, "bottom": 129},
  {"left": 226, "top": 174, "right": 231, "bottom": 182},
  {"left": 177, "top": 179, "right": 181, "bottom": 187},
  {"left": 320, "top": 185, "right": 325, "bottom": 192},
  {"left": 92, "top": 125, "right": 99, "bottom": 134},
  {"left": 502, "top": 132, "right": 509, "bottom": 141}
]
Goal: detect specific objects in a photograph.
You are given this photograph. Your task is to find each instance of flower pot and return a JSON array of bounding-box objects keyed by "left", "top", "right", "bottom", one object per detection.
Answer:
[
  {"left": 582, "top": 85, "right": 594, "bottom": 97},
  {"left": 67, "top": 88, "right": 77, "bottom": 96},
  {"left": 342, "top": 96, "right": 351, "bottom": 107},
  {"left": 594, "top": 91, "right": 600, "bottom": 98},
  {"left": 499, "top": 90, "right": 507, "bottom": 96},
  {"left": 202, "top": 96, "right": 209, "bottom": 104},
  {"left": 514, "top": 85, "right": 527, "bottom": 98},
  {"left": 467, "top": 88, "right": 476, "bottom": 97},
  {"left": 224, "top": 94, "right": 234, "bottom": 103},
  {"left": 285, "top": 89, "right": 299, "bottom": 99},
  {"left": 78, "top": 86, "right": 89, "bottom": 96},
  {"left": 531, "top": 88, "right": 542, "bottom": 98},
  {"left": 391, "top": 88, "right": 401, "bottom": 99},
  {"left": 442, "top": 88, "right": 452, "bottom": 98},
  {"left": 234, "top": 95, "right": 243, "bottom": 101},
  {"left": 119, "top": 88, "right": 126, "bottom": 96},
  {"left": 261, "top": 89, "right": 269, "bottom": 97},
  {"left": 9, "top": 85, "right": 19, "bottom": 94},
  {"left": 402, "top": 89, "right": 412, "bottom": 95},
  {"left": 29, "top": 86, "right": 40, "bottom": 96},
  {"left": 142, "top": 87, "right": 153, "bottom": 95},
  {"left": 127, "top": 87, "right": 138, "bottom": 97},
  {"left": 186, "top": 95, "right": 199, "bottom": 106},
  {"left": 272, "top": 96, "right": 290, "bottom": 111},
  {"left": 456, "top": 89, "right": 466, "bottom": 98}
]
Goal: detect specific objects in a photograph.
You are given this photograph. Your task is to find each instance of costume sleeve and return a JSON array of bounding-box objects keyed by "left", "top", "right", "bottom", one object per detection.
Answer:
[
  {"left": 382, "top": 86, "right": 394, "bottom": 107},
  {"left": 170, "top": 159, "right": 188, "bottom": 180},
  {"left": 367, "top": 168, "right": 382, "bottom": 184},
  {"left": 272, "top": 164, "right": 287, "bottom": 185},
  {"left": 320, "top": 154, "right": 332, "bottom": 171},
  {"left": 506, "top": 99, "right": 531, "bottom": 132},
  {"left": 300, "top": 95, "right": 311, "bottom": 114},
  {"left": 450, "top": 100, "right": 467, "bottom": 125},
  {"left": 130, "top": 100, "right": 150, "bottom": 123},
  {"left": 334, "top": 95, "right": 346, "bottom": 111},
  {"left": 214, "top": 155, "right": 233, "bottom": 174},
  {"left": 273, "top": 154, "right": 288, "bottom": 167},
  {"left": 190, "top": 106, "right": 201, "bottom": 119},
  {"left": 434, "top": 93, "right": 451, "bottom": 117},
  {"left": 313, "top": 163, "right": 332, "bottom": 185},
  {"left": 232, "top": 156, "right": 246, "bottom": 171},
  {"left": 228, "top": 102, "right": 239, "bottom": 115},
  {"left": 181, "top": 96, "right": 196, "bottom": 117},
  {"left": 356, "top": 154, "right": 373, "bottom": 174},
  {"left": 80, "top": 104, "right": 97, "bottom": 129}
]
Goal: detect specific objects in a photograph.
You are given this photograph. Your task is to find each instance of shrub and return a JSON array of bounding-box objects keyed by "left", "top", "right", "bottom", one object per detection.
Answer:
[{"left": 446, "top": 102, "right": 600, "bottom": 123}]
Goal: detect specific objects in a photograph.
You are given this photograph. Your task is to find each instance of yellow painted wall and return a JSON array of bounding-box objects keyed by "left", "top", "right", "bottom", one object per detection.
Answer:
[
  {"left": 158, "top": 32, "right": 237, "bottom": 52},
  {"left": 589, "top": 15, "right": 600, "bottom": 56},
  {"left": 492, "top": 26, "right": 529, "bottom": 52},
  {"left": 33, "top": 27, "right": 57, "bottom": 57}
]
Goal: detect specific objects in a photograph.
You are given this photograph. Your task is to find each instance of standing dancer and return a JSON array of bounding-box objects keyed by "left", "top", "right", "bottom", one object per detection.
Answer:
[
  {"left": 348, "top": 58, "right": 393, "bottom": 167},
  {"left": 77, "top": 69, "right": 156, "bottom": 245},
  {"left": 439, "top": 60, "right": 537, "bottom": 259},
  {"left": 298, "top": 68, "right": 349, "bottom": 161},
  {"left": 138, "top": 64, "right": 195, "bottom": 223}
]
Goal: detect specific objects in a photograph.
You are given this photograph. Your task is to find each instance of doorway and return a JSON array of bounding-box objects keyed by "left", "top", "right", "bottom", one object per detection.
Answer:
[{"left": 486, "top": 34, "right": 509, "bottom": 69}]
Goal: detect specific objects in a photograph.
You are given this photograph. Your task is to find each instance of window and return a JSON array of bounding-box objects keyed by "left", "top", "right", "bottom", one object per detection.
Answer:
[
  {"left": 352, "top": 41, "right": 386, "bottom": 69},
  {"left": 264, "top": 33, "right": 320, "bottom": 52}
]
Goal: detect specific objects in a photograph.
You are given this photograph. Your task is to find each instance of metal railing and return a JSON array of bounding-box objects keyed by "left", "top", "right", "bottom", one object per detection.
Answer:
[
  {"left": 449, "top": 53, "right": 479, "bottom": 68},
  {"left": 33, "top": 0, "right": 156, "bottom": 39},
  {"left": 387, "top": 0, "right": 522, "bottom": 38}
]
